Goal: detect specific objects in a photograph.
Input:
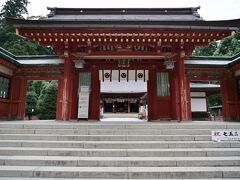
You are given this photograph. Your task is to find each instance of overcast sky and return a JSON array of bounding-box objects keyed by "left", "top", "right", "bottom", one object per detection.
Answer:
[{"left": 0, "top": 0, "right": 240, "bottom": 20}]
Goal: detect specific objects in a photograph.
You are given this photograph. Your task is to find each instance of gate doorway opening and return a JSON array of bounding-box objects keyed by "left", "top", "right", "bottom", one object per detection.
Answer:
[
  {"left": 190, "top": 80, "right": 221, "bottom": 121},
  {"left": 25, "top": 80, "right": 58, "bottom": 120},
  {"left": 99, "top": 70, "right": 148, "bottom": 120}
]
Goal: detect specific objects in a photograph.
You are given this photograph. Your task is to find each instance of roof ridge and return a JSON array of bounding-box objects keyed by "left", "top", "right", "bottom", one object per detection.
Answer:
[
  {"left": 46, "top": 7, "right": 201, "bottom": 18},
  {"left": 47, "top": 7, "right": 201, "bottom": 10}
]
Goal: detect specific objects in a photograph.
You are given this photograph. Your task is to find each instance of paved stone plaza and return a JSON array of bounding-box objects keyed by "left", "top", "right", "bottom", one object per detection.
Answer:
[{"left": 0, "top": 120, "right": 239, "bottom": 179}]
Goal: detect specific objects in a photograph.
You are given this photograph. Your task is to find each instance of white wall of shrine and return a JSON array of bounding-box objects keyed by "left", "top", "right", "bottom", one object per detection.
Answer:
[
  {"left": 190, "top": 92, "right": 207, "bottom": 112},
  {"left": 101, "top": 80, "right": 147, "bottom": 93}
]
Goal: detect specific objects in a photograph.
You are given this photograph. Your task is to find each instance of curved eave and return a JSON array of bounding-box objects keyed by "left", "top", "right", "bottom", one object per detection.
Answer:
[
  {"left": 6, "top": 17, "right": 240, "bottom": 30},
  {"left": 227, "top": 53, "right": 240, "bottom": 67},
  {"left": 186, "top": 53, "right": 240, "bottom": 68},
  {"left": 0, "top": 49, "right": 21, "bottom": 66},
  {"left": 0, "top": 47, "right": 63, "bottom": 68},
  {"left": 185, "top": 63, "right": 229, "bottom": 68},
  {"left": 16, "top": 55, "right": 59, "bottom": 60}
]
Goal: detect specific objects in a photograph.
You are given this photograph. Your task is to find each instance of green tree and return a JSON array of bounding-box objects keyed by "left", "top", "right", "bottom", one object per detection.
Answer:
[
  {"left": 0, "top": 0, "right": 29, "bottom": 19},
  {"left": 192, "top": 41, "right": 218, "bottom": 56},
  {"left": 37, "top": 81, "right": 58, "bottom": 119},
  {"left": 32, "top": 81, "right": 43, "bottom": 98},
  {"left": 209, "top": 94, "right": 222, "bottom": 107},
  {"left": 27, "top": 80, "right": 48, "bottom": 98},
  {"left": 0, "top": 0, "right": 54, "bottom": 55},
  {"left": 30, "top": 80, "right": 46, "bottom": 98},
  {"left": 192, "top": 30, "right": 240, "bottom": 57},
  {"left": 214, "top": 30, "right": 240, "bottom": 56},
  {"left": 25, "top": 89, "right": 38, "bottom": 120},
  {"left": 36, "top": 82, "right": 49, "bottom": 119}
]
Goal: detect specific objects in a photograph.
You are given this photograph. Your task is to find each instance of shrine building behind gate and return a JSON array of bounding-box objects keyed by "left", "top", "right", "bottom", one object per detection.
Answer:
[{"left": 0, "top": 7, "right": 240, "bottom": 121}]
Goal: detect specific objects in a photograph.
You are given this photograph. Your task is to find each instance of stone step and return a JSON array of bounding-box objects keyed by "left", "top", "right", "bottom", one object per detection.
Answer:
[
  {"left": 0, "top": 140, "right": 239, "bottom": 149},
  {"left": 1, "top": 178, "right": 239, "bottom": 180},
  {"left": 0, "top": 128, "right": 215, "bottom": 135},
  {"left": 0, "top": 121, "right": 239, "bottom": 179},
  {"left": 0, "top": 166, "right": 240, "bottom": 178},
  {"left": 1, "top": 156, "right": 240, "bottom": 167},
  {"left": 0, "top": 134, "right": 211, "bottom": 141},
  {"left": 0, "top": 122, "right": 240, "bottom": 130},
  {"left": 0, "top": 147, "right": 240, "bottom": 157}
]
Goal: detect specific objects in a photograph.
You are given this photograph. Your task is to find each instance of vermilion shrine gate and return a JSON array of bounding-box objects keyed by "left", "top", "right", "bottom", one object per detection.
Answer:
[{"left": 0, "top": 7, "right": 240, "bottom": 121}]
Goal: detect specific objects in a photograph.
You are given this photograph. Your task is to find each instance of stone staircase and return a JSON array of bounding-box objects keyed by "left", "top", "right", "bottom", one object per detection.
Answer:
[{"left": 0, "top": 120, "right": 239, "bottom": 179}]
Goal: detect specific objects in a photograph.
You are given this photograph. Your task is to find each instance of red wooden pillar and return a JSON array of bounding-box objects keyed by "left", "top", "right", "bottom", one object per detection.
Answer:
[
  {"left": 17, "top": 78, "right": 28, "bottom": 119},
  {"left": 221, "top": 76, "right": 238, "bottom": 121},
  {"left": 177, "top": 58, "right": 191, "bottom": 121},
  {"left": 70, "top": 67, "right": 79, "bottom": 120},
  {"left": 186, "top": 78, "right": 192, "bottom": 120},
  {"left": 221, "top": 79, "right": 227, "bottom": 120},
  {"left": 8, "top": 77, "right": 28, "bottom": 120},
  {"left": 147, "top": 66, "right": 157, "bottom": 120},
  {"left": 221, "top": 79, "right": 231, "bottom": 121},
  {"left": 56, "top": 78, "right": 63, "bottom": 120},
  {"left": 56, "top": 58, "right": 74, "bottom": 120},
  {"left": 8, "top": 77, "right": 15, "bottom": 119},
  {"left": 89, "top": 67, "right": 100, "bottom": 120},
  {"left": 170, "top": 68, "right": 180, "bottom": 120}
]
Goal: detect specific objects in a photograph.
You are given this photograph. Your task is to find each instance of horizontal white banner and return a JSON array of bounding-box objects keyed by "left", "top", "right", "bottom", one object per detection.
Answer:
[
  {"left": 212, "top": 130, "right": 240, "bottom": 142},
  {"left": 99, "top": 70, "right": 148, "bottom": 82}
]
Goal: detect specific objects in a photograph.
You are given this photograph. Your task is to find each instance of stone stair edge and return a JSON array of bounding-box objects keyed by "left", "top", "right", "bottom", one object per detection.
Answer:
[
  {"left": 0, "top": 122, "right": 239, "bottom": 129},
  {"left": 1, "top": 155, "right": 240, "bottom": 160},
  {"left": 0, "top": 178, "right": 239, "bottom": 180},
  {"left": 0, "top": 140, "right": 237, "bottom": 143}
]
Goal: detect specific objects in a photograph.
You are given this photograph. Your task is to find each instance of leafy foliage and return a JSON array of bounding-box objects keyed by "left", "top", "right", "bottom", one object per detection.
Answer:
[
  {"left": 213, "top": 32, "right": 240, "bottom": 56},
  {"left": 27, "top": 80, "right": 58, "bottom": 120},
  {"left": 0, "top": 0, "right": 29, "bottom": 19},
  {"left": 192, "top": 30, "right": 240, "bottom": 56},
  {"left": 192, "top": 41, "right": 218, "bottom": 56},
  {"left": 36, "top": 81, "right": 58, "bottom": 120},
  {"left": 0, "top": 0, "right": 54, "bottom": 55},
  {"left": 31, "top": 81, "right": 45, "bottom": 98},
  {"left": 209, "top": 94, "right": 222, "bottom": 107}
]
